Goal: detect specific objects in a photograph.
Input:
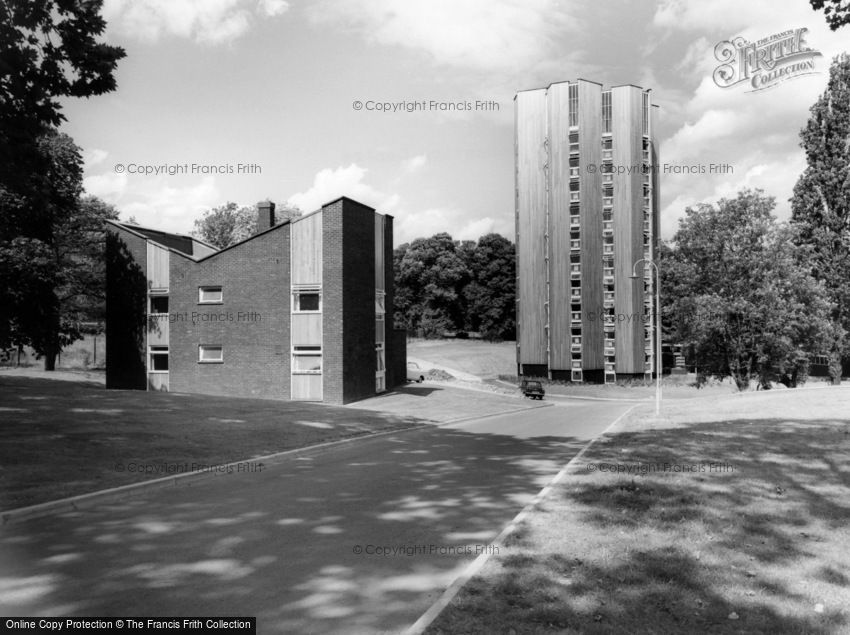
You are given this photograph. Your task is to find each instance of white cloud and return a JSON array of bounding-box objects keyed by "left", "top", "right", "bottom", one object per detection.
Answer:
[
  {"left": 654, "top": 0, "right": 810, "bottom": 32},
  {"left": 393, "top": 207, "right": 513, "bottom": 244},
  {"left": 289, "top": 162, "right": 513, "bottom": 244},
  {"left": 121, "top": 176, "right": 221, "bottom": 230},
  {"left": 653, "top": 7, "right": 850, "bottom": 241},
  {"left": 306, "top": 0, "right": 579, "bottom": 71},
  {"left": 258, "top": 0, "right": 290, "bottom": 17},
  {"left": 83, "top": 171, "right": 128, "bottom": 201},
  {"left": 83, "top": 164, "right": 221, "bottom": 232},
  {"left": 287, "top": 164, "right": 399, "bottom": 213},
  {"left": 401, "top": 154, "right": 427, "bottom": 174},
  {"left": 102, "top": 0, "right": 289, "bottom": 44},
  {"left": 83, "top": 148, "right": 109, "bottom": 169}
]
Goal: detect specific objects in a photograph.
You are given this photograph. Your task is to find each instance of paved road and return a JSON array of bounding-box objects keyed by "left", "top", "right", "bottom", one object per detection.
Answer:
[{"left": 0, "top": 399, "right": 632, "bottom": 634}]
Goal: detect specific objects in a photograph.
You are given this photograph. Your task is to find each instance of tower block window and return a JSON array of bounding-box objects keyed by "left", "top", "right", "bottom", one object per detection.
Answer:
[
  {"left": 602, "top": 91, "right": 612, "bottom": 133},
  {"left": 568, "top": 83, "right": 578, "bottom": 127}
]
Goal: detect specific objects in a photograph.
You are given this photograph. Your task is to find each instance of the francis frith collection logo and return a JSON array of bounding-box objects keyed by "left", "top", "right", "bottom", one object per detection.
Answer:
[{"left": 713, "top": 27, "right": 822, "bottom": 92}]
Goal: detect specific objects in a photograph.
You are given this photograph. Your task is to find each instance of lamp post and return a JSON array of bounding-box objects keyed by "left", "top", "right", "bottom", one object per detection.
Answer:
[{"left": 630, "top": 258, "right": 661, "bottom": 415}]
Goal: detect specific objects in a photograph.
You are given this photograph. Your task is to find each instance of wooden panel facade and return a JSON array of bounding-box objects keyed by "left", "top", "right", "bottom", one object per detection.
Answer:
[
  {"left": 375, "top": 215, "right": 386, "bottom": 291},
  {"left": 515, "top": 89, "right": 549, "bottom": 367},
  {"left": 146, "top": 242, "right": 169, "bottom": 291},
  {"left": 291, "top": 209, "right": 323, "bottom": 400},
  {"left": 291, "top": 314, "right": 322, "bottom": 346},
  {"left": 291, "top": 211, "right": 323, "bottom": 285},
  {"left": 147, "top": 316, "right": 169, "bottom": 346},
  {"left": 611, "top": 85, "right": 645, "bottom": 374},
  {"left": 147, "top": 373, "right": 169, "bottom": 391},
  {"left": 546, "top": 82, "right": 570, "bottom": 371},
  {"left": 578, "top": 80, "right": 604, "bottom": 371},
  {"left": 291, "top": 374, "right": 322, "bottom": 401}
]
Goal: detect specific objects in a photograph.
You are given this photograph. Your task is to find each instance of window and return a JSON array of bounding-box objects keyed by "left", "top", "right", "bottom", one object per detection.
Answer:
[
  {"left": 149, "top": 346, "right": 169, "bottom": 372},
  {"left": 199, "top": 286, "right": 222, "bottom": 304},
  {"left": 198, "top": 345, "right": 223, "bottom": 363},
  {"left": 376, "top": 291, "right": 386, "bottom": 315},
  {"left": 602, "top": 91, "right": 611, "bottom": 133},
  {"left": 150, "top": 295, "right": 169, "bottom": 314},
  {"left": 292, "top": 346, "right": 322, "bottom": 373},
  {"left": 293, "top": 288, "right": 321, "bottom": 312},
  {"left": 568, "top": 83, "right": 578, "bottom": 127},
  {"left": 642, "top": 91, "right": 650, "bottom": 135}
]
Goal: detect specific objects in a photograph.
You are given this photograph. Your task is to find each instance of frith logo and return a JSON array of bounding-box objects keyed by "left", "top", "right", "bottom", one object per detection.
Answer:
[{"left": 713, "top": 27, "right": 822, "bottom": 92}]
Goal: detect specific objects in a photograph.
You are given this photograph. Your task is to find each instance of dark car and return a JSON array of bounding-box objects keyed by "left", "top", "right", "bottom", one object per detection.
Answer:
[{"left": 520, "top": 379, "right": 545, "bottom": 400}]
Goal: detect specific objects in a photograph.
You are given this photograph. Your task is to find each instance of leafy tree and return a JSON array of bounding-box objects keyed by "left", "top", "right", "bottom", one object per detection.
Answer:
[
  {"left": 810, "top": 0, "right": 850, "bottom": 30},
  {"left": 192, "top": 201, "right": 302, "bottom": 249},
  {"left": 394, "top": 233, "right": 470, "bottom": 337},
  {"left": 663, "top": 189, "right": 834, "bottom": 390},
  {"left": 790, "top": 53, "right": 850, "bottom": 384},
  {"left": 0, "top": 0, "right": 124, "bottom": 367},
  {"left": 462, "top": 233, "right": 516, "bottom": 340}
]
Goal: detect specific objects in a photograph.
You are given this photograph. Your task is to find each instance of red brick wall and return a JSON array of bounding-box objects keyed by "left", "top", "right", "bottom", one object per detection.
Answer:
[{"left": 169, "top": 226, "right": 291, "bottom": 399}]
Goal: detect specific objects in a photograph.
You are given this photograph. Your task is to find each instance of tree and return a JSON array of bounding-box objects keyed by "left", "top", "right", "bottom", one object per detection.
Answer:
[
  {"left": 0, "top": 0, "right": 124, "bottom": 367},
  {"left": 462, "top": 233, "right": 516, "bottom": 340},
  {"left": 394, "top": 233, "right": 470, "bottom": 337},
  {"left": 810, "top": 0, "right": 850, "bottom": 30},
  {"left": 192, "top": 201, "right": 302, "bottom": 249},
  {"left": 663, "top": 189, "right": 834, "bottom": 390},
  {"left": 790, "top": 53, "right": 850, "bottom": 384},
  {"left": 0, "top": 0, "right": 125, "bottom": 238}
]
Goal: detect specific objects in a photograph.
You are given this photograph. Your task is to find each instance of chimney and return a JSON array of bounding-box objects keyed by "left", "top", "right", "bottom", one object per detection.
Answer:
[{"left": 257, "top": 200, "right": 276, "bottom": 233}]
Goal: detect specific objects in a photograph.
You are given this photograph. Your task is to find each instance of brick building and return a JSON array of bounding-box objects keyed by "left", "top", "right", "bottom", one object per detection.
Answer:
[{"left": 105, "top": 196, "right": 405, "bottom": 404}]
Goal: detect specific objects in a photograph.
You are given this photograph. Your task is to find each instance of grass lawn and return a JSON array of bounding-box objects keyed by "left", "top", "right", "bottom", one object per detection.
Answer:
[
  {"left": 0, "top": 374, "right": 426, "bottom": 511},
  {"left": 407, "top": 339, "right": 517, "bottom": 379},
  {"left": 426, "top": 388, "right": 850, "bottom": 634}
]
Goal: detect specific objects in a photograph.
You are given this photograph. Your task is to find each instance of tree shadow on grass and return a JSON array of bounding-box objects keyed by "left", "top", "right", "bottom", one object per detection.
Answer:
[{"left": 429, "top": 417, "right": 850, "bottom": 634}]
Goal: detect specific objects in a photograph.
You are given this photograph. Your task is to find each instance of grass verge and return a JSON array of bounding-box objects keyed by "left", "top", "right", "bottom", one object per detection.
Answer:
[
  {"left": 426, "top": 388, "right": 850, "bottom": 634},
  {"left": 0, "top": 375, "right": 425, "bottom": 510}
]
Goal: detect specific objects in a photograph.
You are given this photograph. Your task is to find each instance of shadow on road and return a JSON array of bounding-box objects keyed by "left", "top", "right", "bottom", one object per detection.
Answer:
[{"left": 0, "top": 418, "right": 595, "bottom": 634}]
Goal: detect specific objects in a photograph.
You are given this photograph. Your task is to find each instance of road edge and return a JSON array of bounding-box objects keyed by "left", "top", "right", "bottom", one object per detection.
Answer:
[{"left": 403, "top": 402, "right": 641, "bottom": 635}]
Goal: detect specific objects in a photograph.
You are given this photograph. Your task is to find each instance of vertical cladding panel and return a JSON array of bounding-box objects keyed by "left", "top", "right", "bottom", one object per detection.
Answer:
[
  {"left": 291, "top": 211, "right": 323, "bottom": 285},
  {"left": 515, "top": 89, "right": 548, "bottom": 367},
  {"left": 383, "top": 217, "right": 401, "bottom": 388},
  {"left": 375, "top": 216, "right": 385, "bottom": 291},
  {"left": 291, "top": 314, "right": 322, "bottom": 346},
  {"left": 612, "top": 86, "right": 644, "bottom": 373},
  {"left": 147, "top": 243, "right": 169, "bottom": 290},
  {"left": 291, "top": 374, "right": 322, "bottom": 401},
  {"left": 651, "top": 104, "right": 661, "bottom": 253},
  {"left": 169, "top": 227, "right": 291, "bottom": 399},
  {"left": 291, "top": 210, "right": 323, "bottom": 400},
  {"left": 547, "top": 83, "right": 571, "bottom": 371},
  {"left": 650, "top": 102, "right": 661, "bottom": 374},
  {"left": 578, "top": 80, "right": 603, "bottom": 370},
  {"left": 106, "top": 226, "right": 148, "bottom": 389}
]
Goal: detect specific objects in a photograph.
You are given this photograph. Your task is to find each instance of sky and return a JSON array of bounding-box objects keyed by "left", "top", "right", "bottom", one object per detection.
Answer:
[{"left": 63, "top": 0, "right": 849, "bottom": 245}]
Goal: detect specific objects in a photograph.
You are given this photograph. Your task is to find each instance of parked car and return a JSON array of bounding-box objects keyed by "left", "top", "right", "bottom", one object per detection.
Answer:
[
  {"left": 520, "top": 379, "right": 545, "bottom": 400},
  {"left": 519, "top": 379, "right": 546, "bottom": 399},
  {"left": 407, "top": 361, "right": 425, "bottom": 383}
]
